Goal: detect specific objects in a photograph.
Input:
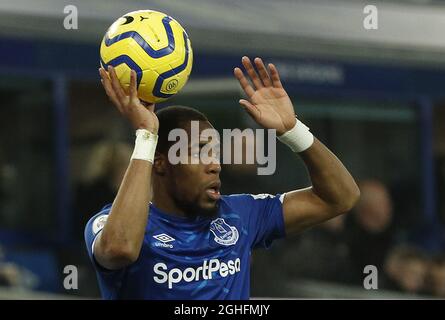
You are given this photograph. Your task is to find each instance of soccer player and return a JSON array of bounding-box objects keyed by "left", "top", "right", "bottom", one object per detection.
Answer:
[{"left": 85, "top": 56, "right": 360, "bottom": 299}]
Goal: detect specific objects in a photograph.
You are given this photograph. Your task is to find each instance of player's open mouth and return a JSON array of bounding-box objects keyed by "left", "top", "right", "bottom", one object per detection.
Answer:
[
  {"left": 205, "top": 181, "right": 221, "bottom": 200},
  {"left": 206, "top": 188, "right": 220, "bottom": 200}
]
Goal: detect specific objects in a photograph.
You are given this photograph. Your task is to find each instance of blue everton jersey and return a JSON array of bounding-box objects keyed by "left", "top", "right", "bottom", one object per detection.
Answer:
[{"left": 84, "top": 193, "right": 286, "bottom": 300}]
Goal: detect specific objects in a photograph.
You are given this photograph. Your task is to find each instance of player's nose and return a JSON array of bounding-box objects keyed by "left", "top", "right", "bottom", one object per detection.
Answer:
[{"left": 207, "top": 161, "right": 221, "bottom": 175}]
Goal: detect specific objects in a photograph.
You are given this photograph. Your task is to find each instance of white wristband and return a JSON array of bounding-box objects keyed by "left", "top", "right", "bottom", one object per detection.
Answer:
[
  {"left": 131, "top": 129, "right": 158, "bottom": 163},
  {"left": 277, "top": 119, "right": 314, "bottom": 153}
]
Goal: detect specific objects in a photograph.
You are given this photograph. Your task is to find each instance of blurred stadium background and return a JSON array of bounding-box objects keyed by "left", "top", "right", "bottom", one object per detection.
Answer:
[{"left": 0, "top": 0, "right": 444, "bottom": 299}]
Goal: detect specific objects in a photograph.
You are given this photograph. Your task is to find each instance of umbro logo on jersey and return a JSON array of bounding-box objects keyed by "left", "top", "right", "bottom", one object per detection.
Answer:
[
  {"left": 153, "top": 233, "right": 175, "bottom": 248},
  {"left": 153, "top": 233, "right": 175, "bottom": 243}
]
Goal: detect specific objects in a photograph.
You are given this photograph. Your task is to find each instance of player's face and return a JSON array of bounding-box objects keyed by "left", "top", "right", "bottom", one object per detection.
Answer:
[{"left": 168, "top": 120, "right": 221, "bottom": 217}]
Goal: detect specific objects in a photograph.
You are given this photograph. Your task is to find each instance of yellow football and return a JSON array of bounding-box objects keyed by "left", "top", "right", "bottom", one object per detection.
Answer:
[{"left": 100, "top": 10, "right": 193, "bottom": 103}]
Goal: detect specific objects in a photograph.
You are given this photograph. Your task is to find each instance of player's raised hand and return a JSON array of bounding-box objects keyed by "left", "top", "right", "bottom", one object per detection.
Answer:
[
  {"left": 234, "top": 56, "right": 296, "bottom": 135},
  {"left": 99, "top": 66, "right": 159, "bottom": 133}
]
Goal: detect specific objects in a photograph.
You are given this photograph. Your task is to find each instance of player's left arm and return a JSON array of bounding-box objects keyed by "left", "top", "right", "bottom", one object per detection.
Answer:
[{"left": 234, "top": 56, "right": 360, "bottom": 236}]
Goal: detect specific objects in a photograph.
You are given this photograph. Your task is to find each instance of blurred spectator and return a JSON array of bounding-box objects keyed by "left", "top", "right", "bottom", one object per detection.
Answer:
[
  {"left": 0, "top": 262, "right": 20, "bottom": 287},
  {"left": 426, "top": 255, "right": 445, "bottom": 297},
  {"left": 0, "top": 246, "right": 39, "bottom": 290},
  {"left": 382, "top": 246, "right": 429, "bottom": 295},
  {"left": 437, "top": 156, "right": 445, "bottom": 225},
  {"left": 73, "top": 140, "right": 132, "bottom": 239},
  {"left": 65, "top": 141, "right": 132, "bottom": 296},
  {"left": 279, "top": 215, "right": 355, "bottom": 284},
  {"left": 0, "top": 162, "right": 19, "bottom": 227},
  {"left": 345, "top": 179, "right": 395, "bottom": 283},
  {"left": 0, "top": 262, "right": 37, "bottom": 289}
]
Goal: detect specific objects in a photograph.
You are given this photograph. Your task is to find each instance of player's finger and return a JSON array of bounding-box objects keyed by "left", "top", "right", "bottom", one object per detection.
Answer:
[
  {"left": 234, "top": 67, "right": 255, "bottom": 98},
  {"left": 254, "top": 57, "right": 272, "bottom": 87},
  {"left": 99, "top": 67, "right": 108, "bottom": 78},
  {"left": 108, "top": 66, "right": 127, "bottom": 103},
  {"left": 129, "top": 70, "right": 138, "bottom": 103},
  {"left": 268, "top": 63, "right": 283, "bottom": 88},
  {"left": 239, "top": 99, "right": 260, "bottom": 121},
  {"left": 241, "top": 56, "right": 263, "bottom": 90},
  {"left": 99, "top": 69, "right": 124, "bottom": 112}
]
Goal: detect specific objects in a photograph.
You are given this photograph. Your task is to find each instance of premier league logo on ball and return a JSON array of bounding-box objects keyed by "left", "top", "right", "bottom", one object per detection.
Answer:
[{"left": 210, "top": 218, "right": 239, "bottom": 246}]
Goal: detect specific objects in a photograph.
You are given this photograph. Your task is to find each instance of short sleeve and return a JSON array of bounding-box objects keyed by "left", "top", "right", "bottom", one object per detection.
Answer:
[
  {"left": 85, "top": 205, "right": 111, "bottom": 257},
  {"left": 84, "top": 204, "right": 128, "bottom": 299},
  {"left": 84, "top": 204, "right": 126, "bottom": 276},
  {"left": 244, "top": 193, "right": 286, "bottom": 249}
]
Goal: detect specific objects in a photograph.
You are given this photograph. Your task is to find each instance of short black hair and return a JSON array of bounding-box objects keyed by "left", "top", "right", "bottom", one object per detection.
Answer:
[{"left": 155, "top": 105, "right": 209, "bottom": 154}]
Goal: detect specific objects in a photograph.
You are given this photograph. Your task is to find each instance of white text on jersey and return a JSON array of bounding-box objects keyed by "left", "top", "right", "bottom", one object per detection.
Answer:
[{"left": 153, "top": 258, "right": 241, "bottom": 289}]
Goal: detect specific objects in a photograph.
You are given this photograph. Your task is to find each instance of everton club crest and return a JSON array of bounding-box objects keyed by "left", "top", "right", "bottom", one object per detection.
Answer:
[{"left": 210, "top": 218, "right": 239, "bottom": 246}]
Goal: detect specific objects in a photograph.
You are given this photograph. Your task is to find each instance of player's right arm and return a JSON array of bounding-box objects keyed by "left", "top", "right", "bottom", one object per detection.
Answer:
[{"left": 92, "top": 66, "right": 159, "bottom": 270}]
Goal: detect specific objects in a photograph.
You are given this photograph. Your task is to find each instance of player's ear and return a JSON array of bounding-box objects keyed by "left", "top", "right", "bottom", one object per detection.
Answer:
[{"left": 153, "top": 152, "right": 167, "bottom": 175}]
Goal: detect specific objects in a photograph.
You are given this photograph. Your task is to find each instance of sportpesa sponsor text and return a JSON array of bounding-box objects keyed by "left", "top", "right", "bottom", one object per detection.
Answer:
[{"left": 153, "top": 258, "right": 241, "bottom": 289}]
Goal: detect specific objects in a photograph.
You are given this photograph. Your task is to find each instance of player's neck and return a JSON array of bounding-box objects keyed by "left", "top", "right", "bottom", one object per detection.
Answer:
[
  {"left": 151, "top": 196, "right": 188, "bottom": 218},
  {"left": 151, "top": 181, "right": 188, "bottom": 218}
]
